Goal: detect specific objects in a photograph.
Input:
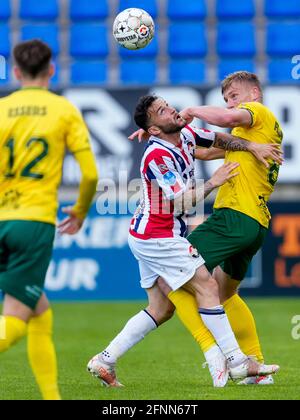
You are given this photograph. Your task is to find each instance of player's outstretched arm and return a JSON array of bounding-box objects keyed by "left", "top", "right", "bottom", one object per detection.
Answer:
[
  {"left": 58, "top": 150, "right": 98, "bottom": 235},
  {"left": 213, "top": 132, "right": 284, "bottom": 168},
  {"left": 180, "top": 106, "right": 252, "bottom": 128}
]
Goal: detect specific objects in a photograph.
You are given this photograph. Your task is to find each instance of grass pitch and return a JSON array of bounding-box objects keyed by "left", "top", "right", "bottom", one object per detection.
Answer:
[{"left": 0, "top": 298, "right": 299, "bottom": 400}]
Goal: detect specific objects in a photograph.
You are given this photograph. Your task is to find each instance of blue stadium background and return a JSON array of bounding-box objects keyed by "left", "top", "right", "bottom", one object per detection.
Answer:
[
  {"left": 0, "top": 0, "right": 300, "bottom": 86},
  {"left": 0, "top": 0, "right": 299, "bottom": 299}
]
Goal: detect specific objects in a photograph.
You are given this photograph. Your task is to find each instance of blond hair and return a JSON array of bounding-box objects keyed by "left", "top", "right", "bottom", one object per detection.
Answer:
[{"left": 221, "top": 71, "right": 262, "bottom": 97}]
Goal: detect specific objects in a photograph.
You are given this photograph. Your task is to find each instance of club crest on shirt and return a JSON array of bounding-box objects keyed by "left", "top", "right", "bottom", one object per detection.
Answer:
[{"left": 158, "top": 164, "right": 169, "bottom": 174}]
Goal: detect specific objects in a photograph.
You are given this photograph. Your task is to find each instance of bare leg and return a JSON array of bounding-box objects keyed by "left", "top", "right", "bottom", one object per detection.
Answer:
[
  {"left": 3, "top": 294, "right": 33, "bottom": 322},
  {"left": 145, "top": 282, "right": 175, "bottom": 325},
  {"left": 213, "top": 266, "right": 240, "bottom": 304},
  {"left": 87, "top": 282, "right": 175, "bottom": 387}
]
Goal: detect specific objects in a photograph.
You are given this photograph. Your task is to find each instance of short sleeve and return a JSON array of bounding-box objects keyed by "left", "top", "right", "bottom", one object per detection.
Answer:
[
  {"left": 146, "top": 152, "right": 186, "bottom": 201},
  {"left": 65, "top": 103, "right": 91, "bottom": 154},
  {"left": 183, "top": 125, "right": 216, "bottom": 148},
  {"left": 237, "top": 102, "right": 264, "bottom": 128}
]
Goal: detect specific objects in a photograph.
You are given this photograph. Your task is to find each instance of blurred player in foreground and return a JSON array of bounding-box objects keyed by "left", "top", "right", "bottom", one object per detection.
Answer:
[
  {"left": 88, "top": 94, "right": 281, "bottom": 387},
  {"left": 0, "top": 40, "right": 98, "bottom": 400}
]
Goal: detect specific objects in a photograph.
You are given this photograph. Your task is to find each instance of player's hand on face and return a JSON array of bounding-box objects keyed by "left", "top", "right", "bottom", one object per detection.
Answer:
[
  {"left": 210, "top": 162, "right": 240, "bottom": 187},
  {"left": 179, "top": 108, "right": 194, "bottom": 125},
  {"left": 128, "top": 129, "right": 150, "bottom": 143},
  {"left": 58, "top": 206, "right": 84, "bottom": 235},
  {"left": 250, "top": 143, "right": 284, "bottom": 168}
]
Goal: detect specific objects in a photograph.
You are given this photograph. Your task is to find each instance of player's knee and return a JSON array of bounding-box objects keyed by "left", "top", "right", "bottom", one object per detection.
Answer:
[
  {"left": 190, "top": 273, "right": 220, "bottom": 299},
  {"left": 0, "top": 316, "right": 27, "bottom": 352},
  {"left": 219, "top": 280, "right": 239, "bottom": 303},
  {"left": 28, "top": 308, "right": 53, "bottom": 335},
  {"left": 207, "top": 277, "right": 220, "bottom": 298}
]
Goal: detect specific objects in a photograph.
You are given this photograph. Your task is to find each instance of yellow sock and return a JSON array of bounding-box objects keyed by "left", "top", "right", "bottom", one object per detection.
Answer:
[
  {"left": 168, "top": 289, "right": 216, "bottom": 353},
  {"left": 27, "top": 309, "right": 61, "bottom": 401},
  {"left": 223, "top": 294, "right": 264, "bottom": 363},
  {"left": 0, "top": 316, "right": 27, "bottom": 352}
]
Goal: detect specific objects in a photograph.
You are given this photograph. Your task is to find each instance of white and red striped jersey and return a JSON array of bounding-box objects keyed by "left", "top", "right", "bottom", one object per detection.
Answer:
[{"left": 129, "top": 125, "right": 216, "bottom": 240}]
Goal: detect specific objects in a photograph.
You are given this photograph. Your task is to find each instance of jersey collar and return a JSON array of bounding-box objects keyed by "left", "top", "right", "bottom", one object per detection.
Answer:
[
  {"left": 19, "top": 87, "right": 48, "bottom": 91},
  {"left": 149, "top": 135, "right": 182, "bottom": 150}
]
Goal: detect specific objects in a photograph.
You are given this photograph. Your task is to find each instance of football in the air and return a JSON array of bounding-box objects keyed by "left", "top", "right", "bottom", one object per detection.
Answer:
[{"left": 113, "top": 8, "right": 155, "bottom": 50}]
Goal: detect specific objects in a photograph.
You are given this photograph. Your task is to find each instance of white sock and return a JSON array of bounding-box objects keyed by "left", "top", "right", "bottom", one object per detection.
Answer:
[
  {"left": 101, "top": 310, "right": 157, "bottom": 364},
  {"left": 199, "top": 306, "right": 247, "bottom": 367},
  {"left": 204, "top": 344, "right": 222, "bottom": 363}
]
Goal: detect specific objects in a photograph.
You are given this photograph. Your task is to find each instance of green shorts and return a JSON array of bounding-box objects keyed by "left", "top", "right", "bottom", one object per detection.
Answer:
[
  {"left": 188, "top": 208, "right": 267, "bottom": 281},
  {"left": 0, "top": 220, "right": 55, "bottom": 310}
]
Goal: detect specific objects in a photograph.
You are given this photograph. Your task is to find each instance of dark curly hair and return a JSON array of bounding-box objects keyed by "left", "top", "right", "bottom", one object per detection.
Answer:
[{"left": 134, "top": 95, "right": 158, "bottom": 131}]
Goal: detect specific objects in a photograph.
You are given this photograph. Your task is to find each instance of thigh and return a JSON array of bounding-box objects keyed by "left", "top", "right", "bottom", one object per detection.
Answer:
[
  {"left": 34, "top": 293, "right": 51, "bottom": 316},
  {"left": 221, "top": 225, "right": 267, "bottom": 282},
  {"left": 188, "top": 209, "right": 260, "bottom": 272},
  {"left": 2, "top": 293, "right": 33, "bottom": 322}
]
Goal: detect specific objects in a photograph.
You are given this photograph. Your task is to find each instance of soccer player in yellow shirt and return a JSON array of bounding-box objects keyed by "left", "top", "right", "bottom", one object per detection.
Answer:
[
  {"left": 174, "top": 71, "right": 283, "bottom": 385},
  {"left": 0, "top": 40, "right": 98, "bottom": 399}
]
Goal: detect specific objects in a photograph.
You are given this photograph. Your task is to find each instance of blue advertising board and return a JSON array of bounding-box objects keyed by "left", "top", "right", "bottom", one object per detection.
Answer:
[{"left": 45, "top": 201, "right": 300, "bottom": 300}]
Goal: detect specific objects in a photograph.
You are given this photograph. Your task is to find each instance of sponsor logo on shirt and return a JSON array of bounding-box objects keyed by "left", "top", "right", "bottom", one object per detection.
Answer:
[{"left": 163, "top": 171, "right": 177, "bottom": 186}]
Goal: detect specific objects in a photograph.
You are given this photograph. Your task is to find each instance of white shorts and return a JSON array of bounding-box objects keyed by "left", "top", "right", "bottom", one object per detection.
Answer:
[{"left": 128, "top": 234, "right": 205, "bottom": 290}]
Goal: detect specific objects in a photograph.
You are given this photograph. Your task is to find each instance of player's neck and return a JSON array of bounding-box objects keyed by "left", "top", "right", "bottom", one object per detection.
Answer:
[
  {"left": 157, "top": 132, "right": 181, "bottom": 147},
  {"left": 20, "top": 78, "right": 49, "bottom": 90}
]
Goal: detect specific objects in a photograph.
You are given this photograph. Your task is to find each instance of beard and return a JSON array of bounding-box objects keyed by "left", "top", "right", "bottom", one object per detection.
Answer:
[{"left": 158, "top": 118, "right": 187, "bottom": 134}]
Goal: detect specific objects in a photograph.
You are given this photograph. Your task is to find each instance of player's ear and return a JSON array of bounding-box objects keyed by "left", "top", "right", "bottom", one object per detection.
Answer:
[
  {"left": 49, "top": 63, "right": 55, "bottom": 79},
  {"left": 252, "top": 86, "right": 261, "bottom": 101},
  {"left": 148, "top": 125, "right": 160, "bottom": 136},
  {"left": 13, "top": 66, "right": 22, "bottom": 81}
]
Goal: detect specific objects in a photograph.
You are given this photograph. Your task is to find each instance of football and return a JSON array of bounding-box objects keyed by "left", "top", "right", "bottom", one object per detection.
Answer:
[{"left": 113, "top": 8, "right": 155, "bottom": 50}]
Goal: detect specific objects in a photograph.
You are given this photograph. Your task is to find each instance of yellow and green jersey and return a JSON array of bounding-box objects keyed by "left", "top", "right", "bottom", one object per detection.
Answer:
[
  {"left": 214, "top": 101, "right": 283, "bottom": 228},
  {"left": 0, "top": 87, "right": 91, "bottom": 225}
]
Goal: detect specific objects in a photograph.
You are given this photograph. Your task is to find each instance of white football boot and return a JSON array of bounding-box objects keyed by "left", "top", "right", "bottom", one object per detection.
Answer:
[
  {"left": 87, "top": 354, "right": 123, "bottom": 387},
  {"left": 203, "top": 347, "right": 229, "bottom": 388},
  {"left": 238, "top": 375, "right": 274, "bottom": 385},
  {"left": 229, "top": 357, "right": 279, "bottom": 381}
]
